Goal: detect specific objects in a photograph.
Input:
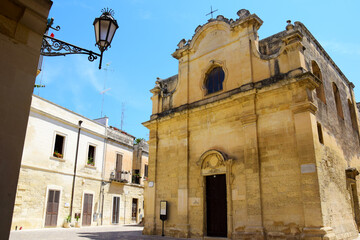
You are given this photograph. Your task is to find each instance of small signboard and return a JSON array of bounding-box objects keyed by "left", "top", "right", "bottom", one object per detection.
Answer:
[
  {"left": 160, "top": 200, "right": 168, "bottom": 236},
  {"left": 301, "top": 163, "right": 316, "bottom": 174},
  {"left": 160, "top": 200, "right": 168, "bottom": 221}
]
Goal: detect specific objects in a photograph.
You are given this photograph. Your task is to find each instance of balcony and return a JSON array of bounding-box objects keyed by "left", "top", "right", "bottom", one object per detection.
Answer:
[{"left": 110, "top": 171, "right": 131, "bottom": 183}]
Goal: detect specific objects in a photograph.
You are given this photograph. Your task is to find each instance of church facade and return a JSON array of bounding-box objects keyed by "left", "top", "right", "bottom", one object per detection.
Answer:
[{"left": 143, "top": 10, "right": 360, "bottom": 239}]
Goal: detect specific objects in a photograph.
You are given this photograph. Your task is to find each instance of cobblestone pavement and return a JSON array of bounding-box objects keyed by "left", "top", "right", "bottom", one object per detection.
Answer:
[{"left": 9, "top": 225, "right": 188, "bottom": 240}]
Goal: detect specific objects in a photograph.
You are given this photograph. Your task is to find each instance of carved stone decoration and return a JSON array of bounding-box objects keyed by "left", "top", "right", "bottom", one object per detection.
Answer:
[
  {"left": 237, "top": 9, "right": 250, "bottom": 19},
  {"left": 198, "top": 149, "right": 230, "bottom": 176},
  {"left": 177, "top": 39, "right": 186, "bottom": 49}
]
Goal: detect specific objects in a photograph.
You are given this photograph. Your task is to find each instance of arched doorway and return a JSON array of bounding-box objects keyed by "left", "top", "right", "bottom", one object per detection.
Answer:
[
  {"left": 198, "top": 150, "right": 232, "bottom": 238},
  {"left": 206, "top": 174, "right": 227, "bottom": 237}
]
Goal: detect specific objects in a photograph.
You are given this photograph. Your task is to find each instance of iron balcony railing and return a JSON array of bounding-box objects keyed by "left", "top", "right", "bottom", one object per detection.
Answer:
[{"left": 110, "top": 171, "right": 131, "bottom": 183}]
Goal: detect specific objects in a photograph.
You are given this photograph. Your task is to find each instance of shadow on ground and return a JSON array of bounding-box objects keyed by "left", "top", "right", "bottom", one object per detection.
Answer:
[
  {"left": 123, "top": 224, "right": 144, "bottom": 227},
  {"left": 77, "top": 231, "right": 183, "bottom": 240}
]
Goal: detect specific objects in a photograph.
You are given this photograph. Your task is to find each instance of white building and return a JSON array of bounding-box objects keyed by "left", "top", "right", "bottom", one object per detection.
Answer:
[{"left": 11, "top": 95, "right": 148, "bottom": 229}]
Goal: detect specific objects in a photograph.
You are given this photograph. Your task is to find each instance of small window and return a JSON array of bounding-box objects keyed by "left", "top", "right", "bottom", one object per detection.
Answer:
[
  {"left": 205, "top": 67, "right": 225, "bottom": 94},
  {"left": 312, "top": 61, "right": 326, "bottom": 104},
  {"left": 144, "top": 164, "right": 148, "bottom": 178},
  {"left": 87, "top": 145, "right": 96, "bottom": 166},
  {"left": 317, "top": 122, "right": 324, "bottom": 144},
  {"left": 53, "top": 134, "right": 64, "bottom": 158},
  {"left": 332, "top": 83, "right": 344, "bottom": 118}
]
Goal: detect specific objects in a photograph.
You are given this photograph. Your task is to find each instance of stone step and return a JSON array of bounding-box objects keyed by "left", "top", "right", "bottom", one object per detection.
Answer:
[{"left": 203, "top": 237, "right": 228, "bottom": 240}]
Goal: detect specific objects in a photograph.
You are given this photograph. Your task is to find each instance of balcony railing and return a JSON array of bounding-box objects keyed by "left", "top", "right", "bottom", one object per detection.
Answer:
[{"left": 110, "top": 171, "right": 131, "bottom": 183}]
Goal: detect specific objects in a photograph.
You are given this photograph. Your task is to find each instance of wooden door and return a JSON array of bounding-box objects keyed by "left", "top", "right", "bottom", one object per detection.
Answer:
[
  {"left": 116, "top": 154, "right": 123, "bottom": 181},
  {"left": 112, "top": 196, "right": 120, "bottom": 224},
  {"left": 206, "top": 174, "right": 227, "bottom": 237},
  {"left": 132, "top": 198, "right": 138, "bottom": 222},
  {"left": 45, "top": 190, "right": 60, "bottom": 227},
  {"left": 82, "top": 193, "right": 93, "bottom": 226}
]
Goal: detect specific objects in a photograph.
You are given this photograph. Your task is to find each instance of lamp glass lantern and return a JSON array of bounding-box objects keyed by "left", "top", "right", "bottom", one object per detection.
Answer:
[{"left": 93, "top": 8, "right": 119, "bottom": 68}]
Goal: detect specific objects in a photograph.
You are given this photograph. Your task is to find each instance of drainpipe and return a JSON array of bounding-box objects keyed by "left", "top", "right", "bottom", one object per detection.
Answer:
[
  {"left": 70, "top": 120, "right": 83, "bottom": 221},
  {"left": 100, "top": 118, "right": 108, "bottom": 225}
]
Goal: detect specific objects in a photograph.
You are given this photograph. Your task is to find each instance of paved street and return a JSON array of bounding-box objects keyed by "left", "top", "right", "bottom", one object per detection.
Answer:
[
  {"left": 9, "top": 225, "right": 188, "bottom": 240},
  {"left": 9, "top": 225, "right": 360, "bottom": 240}
]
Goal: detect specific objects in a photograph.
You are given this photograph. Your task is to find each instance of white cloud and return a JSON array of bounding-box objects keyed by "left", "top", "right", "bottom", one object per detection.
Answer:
[
  {"left": 74, "top": 56, "right": 103, "bottom": 92},
  {"left": 320, "top": 40, "right": 360, "bottom": 56}
]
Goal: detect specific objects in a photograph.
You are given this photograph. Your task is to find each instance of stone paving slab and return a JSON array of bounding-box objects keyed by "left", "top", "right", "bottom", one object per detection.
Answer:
[
  {"left": 9, "top": 225, "right": 188, "bottom": 240},
  {"left": 10, "top": 226, "right": 360, "bottom": 240}
]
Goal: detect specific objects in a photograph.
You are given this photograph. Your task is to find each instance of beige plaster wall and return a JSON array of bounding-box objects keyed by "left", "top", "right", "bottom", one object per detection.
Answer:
[
  {"left": 104, "top": 140, "right": 133, "bottom": 180},
  {"left": 12, "top": 96, "right": 106, "bottom": 229}
]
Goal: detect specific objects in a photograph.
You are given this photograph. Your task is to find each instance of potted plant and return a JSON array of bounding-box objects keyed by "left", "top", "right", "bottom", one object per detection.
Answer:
[
  {"left": 53, "top": 151, "right": 63, "bottom": 159},
  {"left": 132, "top": 173, "right": 141, "bottom": 184},
  {"left": 87, "top": 157, "right": 94, "bottom": 166},
  {"left": 74, "top": 213, "right": 81, "bottom": 228},
  {"left": 63, "top": 215, "right": 71, "bottom": 228}
]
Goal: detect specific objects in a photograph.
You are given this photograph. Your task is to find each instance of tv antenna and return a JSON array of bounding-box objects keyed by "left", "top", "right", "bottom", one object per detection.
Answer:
[
  {"left": 121, "top": 102, "right": 125, "bottom": 130},
  {"left": 100, "top": 62, "right": 113, "bottom": 117}
]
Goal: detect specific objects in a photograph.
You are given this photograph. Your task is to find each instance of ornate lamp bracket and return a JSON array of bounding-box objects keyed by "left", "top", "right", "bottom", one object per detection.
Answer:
[{"left": 40, "top": 35, "right": 101, "bottom": 62}]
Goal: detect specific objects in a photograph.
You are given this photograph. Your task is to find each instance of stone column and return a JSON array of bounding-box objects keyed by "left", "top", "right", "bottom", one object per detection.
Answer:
[
  {"left": 0, "top": 0, "right": 52, "bottom": 238},
  {"left": 238, "top": 93, "right": 265, "bottom": 239},
  {"left": 176, "top": 115, "right": 190, "bottom": 238},
  {"left": 292, "top": 101, "right": 335, "bottom": 239},
  {"left": 142, "top": 122, "right": 158, "bottom": 235}
]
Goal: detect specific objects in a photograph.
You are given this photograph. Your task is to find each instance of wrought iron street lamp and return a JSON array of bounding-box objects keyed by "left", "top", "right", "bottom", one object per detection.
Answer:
[
  {"left": 93, "top": 8, "right": 119, "bottom": 69},
  {"left": 40, "top": 8, "right": 118, "bottom": 69}
]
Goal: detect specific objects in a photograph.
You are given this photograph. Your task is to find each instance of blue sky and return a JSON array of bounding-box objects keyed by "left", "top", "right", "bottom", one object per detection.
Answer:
[{"left": 36, "top": 0, "right": 360, "bottom": 140}]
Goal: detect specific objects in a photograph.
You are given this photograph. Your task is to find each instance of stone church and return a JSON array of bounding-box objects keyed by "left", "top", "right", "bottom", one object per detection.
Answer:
[{"left": 143, "top": 9, "right": 360, "bottom": 239}]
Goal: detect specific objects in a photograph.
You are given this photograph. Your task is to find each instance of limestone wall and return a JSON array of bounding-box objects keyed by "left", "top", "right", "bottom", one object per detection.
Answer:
[
  {"left": 12, "top": 167, "right": 102, "bottom": 229},
  {"left": 12, "top": 95, "right": 106, "bottom": 229},
  {"left": 0, "top": 0, "right": 52, "bottom": 237},
  {"left": 300, "top": 24, "right": 360, "bottom": 239},
  {"left": 102, "top": 183, "right": 144, "bottom": 225},
  {"left": 144, "top": 9, "right": 360, "bottom": 240},
  {"left": 13, "top": 95, "right": 148, "bottom": 230},
  {"left": 145, "top": 80, "right": 325, "bottom": 238}
]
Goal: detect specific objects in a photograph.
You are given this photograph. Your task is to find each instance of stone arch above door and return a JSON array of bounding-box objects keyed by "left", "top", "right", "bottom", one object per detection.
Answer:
[{"left": 197, "top": 149, "right": 230, "bottom": 176}]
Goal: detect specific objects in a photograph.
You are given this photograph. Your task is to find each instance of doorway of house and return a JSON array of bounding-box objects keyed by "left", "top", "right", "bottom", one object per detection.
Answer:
[
  {"left": 82, "top": 193, "right": 93, "bottom": 226},
  {"left": 206, "top": 174, "right": 227, "bottom": 237},
  {"left": 112, "top": 196, "right": 120, "bottom": 224},
  {"left": 132, "top": 198, "right": 138, "bottom": 223},
  {"left": 45, "top": 189, "right": 60, "bottom": 227}
]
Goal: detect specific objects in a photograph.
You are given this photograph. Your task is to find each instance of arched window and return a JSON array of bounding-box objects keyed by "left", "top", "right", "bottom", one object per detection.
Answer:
[
  {"left": 348, "top": 99, "right": 358, "bottom": 130},
  {"left": 312, "top": 61, "right": 326, "bottom": 103},
  {"left": 332, "top": 83, "right": 343, "bottom": 118},
  {"left": 205, "top": 67, "right": 225, "bottom": 94}
]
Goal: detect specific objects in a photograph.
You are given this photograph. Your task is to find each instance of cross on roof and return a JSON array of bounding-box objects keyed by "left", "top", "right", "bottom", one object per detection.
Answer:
[{"left": 206, "top": 6, "right": 218, "bottom": 19}]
